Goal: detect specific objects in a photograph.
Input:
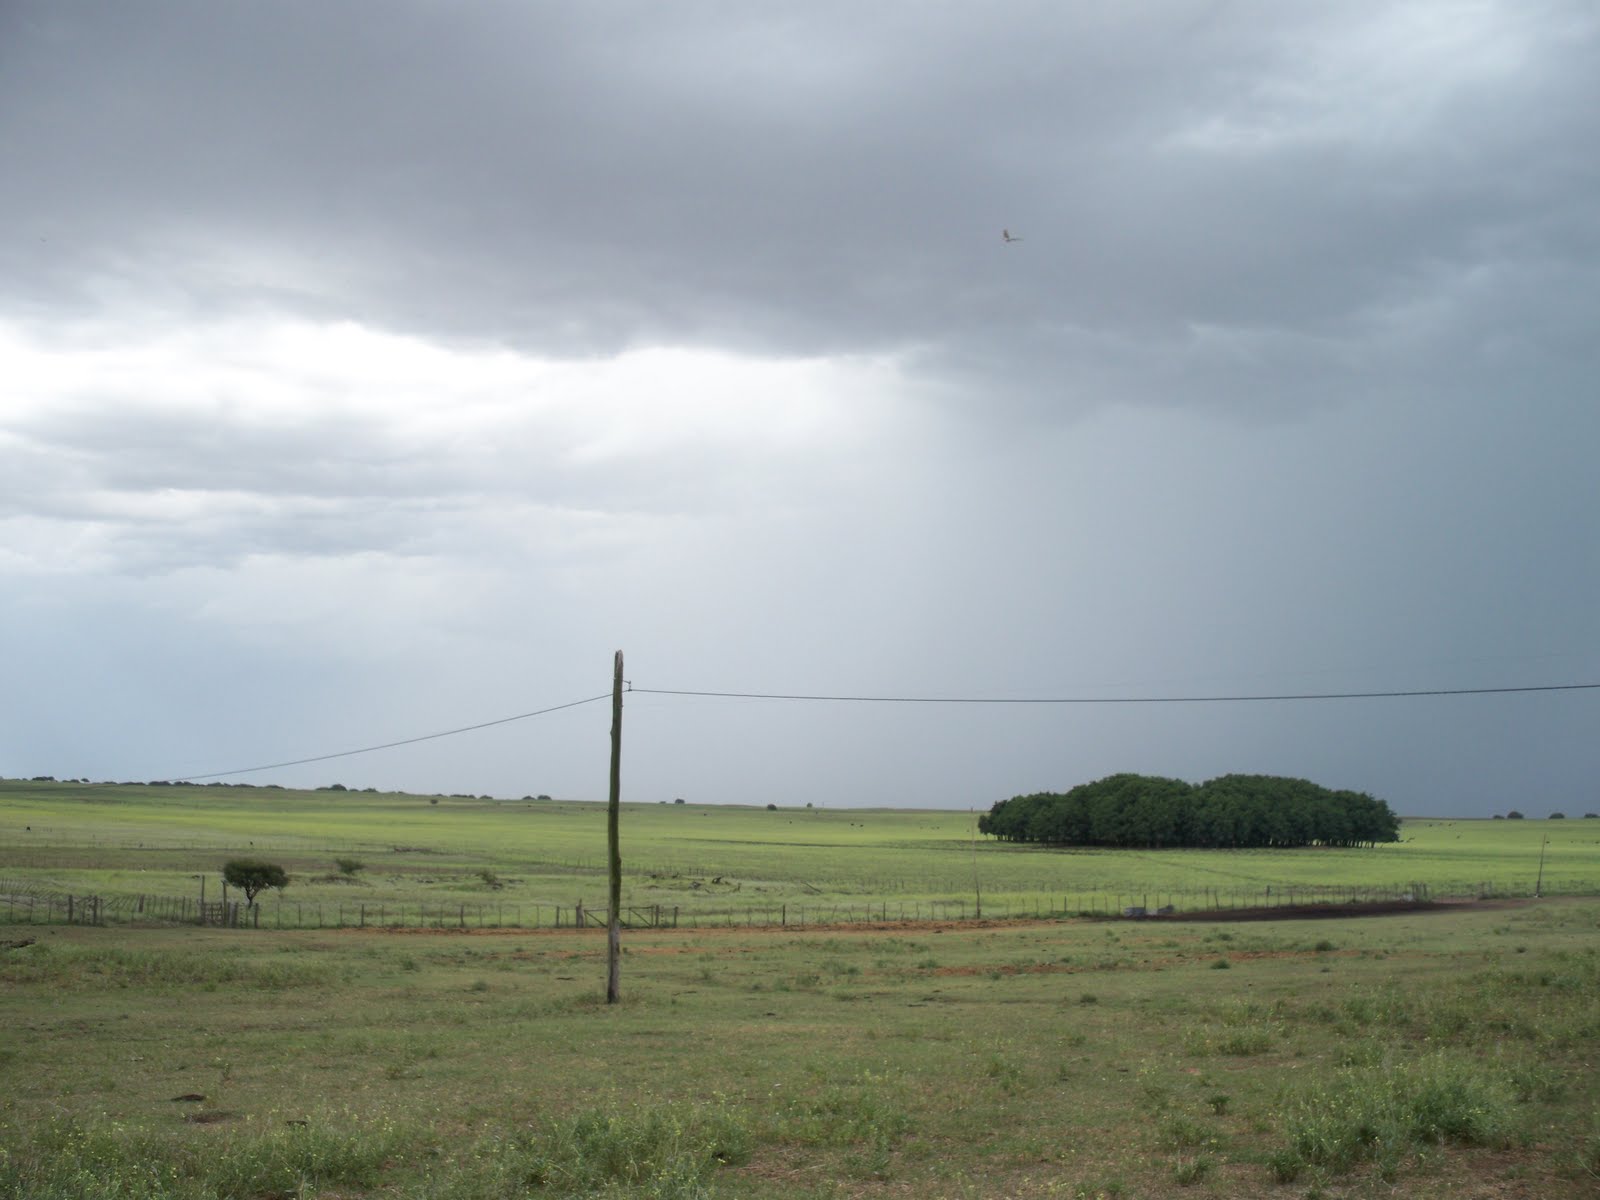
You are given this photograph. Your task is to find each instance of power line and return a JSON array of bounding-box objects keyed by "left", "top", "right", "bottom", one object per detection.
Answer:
[
  {"left": 172, "top": 693, "right": 613, "bottom": 782},
  {"left": 163, "top": 678, "right": 1600, "bottom": 784},
  {"left": 631, "top": 682, "right": 1600, "bottom": 704}
]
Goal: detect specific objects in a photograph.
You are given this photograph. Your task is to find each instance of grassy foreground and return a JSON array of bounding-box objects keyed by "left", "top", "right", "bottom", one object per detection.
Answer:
[{"left": 2, "top": 900, "right": 1598, "bottom": 1198}]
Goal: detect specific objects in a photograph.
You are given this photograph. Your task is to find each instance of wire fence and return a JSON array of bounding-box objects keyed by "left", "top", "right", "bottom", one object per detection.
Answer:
[{"left": 6, "top": 877, "right": 1591, "bottom": 931}]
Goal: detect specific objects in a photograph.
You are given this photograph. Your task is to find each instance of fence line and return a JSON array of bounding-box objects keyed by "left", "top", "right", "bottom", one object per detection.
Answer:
[{"left": 7, "top": 877, "right": 1594, "bottom": 932}]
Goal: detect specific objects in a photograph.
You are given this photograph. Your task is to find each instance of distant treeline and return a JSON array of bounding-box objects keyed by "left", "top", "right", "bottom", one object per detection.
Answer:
[{"left": 979, "top": 773, "right": 1401, "bottom": 849}]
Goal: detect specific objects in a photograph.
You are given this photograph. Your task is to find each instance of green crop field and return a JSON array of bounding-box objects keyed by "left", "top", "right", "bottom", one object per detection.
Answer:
[{"left": 3, "top": 781, "right": 1599, "bottom": 1197}]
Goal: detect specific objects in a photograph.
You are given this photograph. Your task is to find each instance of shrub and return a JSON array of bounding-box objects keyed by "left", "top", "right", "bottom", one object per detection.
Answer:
[
  {"left": 1506, "top": 810, "right": 1525, "bottom": 819},
  {"left": 1549, "top": 812, "right": 1566, "bottom": 819},
  {"left": 334, "top": 857, "right": 365, "bottom": 876}
]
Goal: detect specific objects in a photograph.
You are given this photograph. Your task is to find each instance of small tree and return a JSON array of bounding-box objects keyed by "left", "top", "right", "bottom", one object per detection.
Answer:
[
  {"left": 223, "top": 859, "right": 288, "bottom": 907},
  {"left": 1505, "top": 810, "right": 1525, "bottom": 820},
  {"left": 334, "top": 857, "right": 364, "bottom": 876},
  {"left": 1549, "top": 812, "right": 1566, "bottom": 820}
]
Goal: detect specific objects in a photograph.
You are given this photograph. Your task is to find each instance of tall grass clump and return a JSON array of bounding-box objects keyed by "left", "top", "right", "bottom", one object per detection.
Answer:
[
  {"left": 446, "top": 1103, "right": 751, "bottom": 1199},
  {"left": 1270, "top": 1053, "right": 1520, "bottom": 1183},
  {"left": 773, "top": 1071, "right": 912, "bottom": 1150},
  {"left": 0, "top": 1115, "right": 407, "bottom": 1199},
  {"left": 0, "top": 943, "right": 335, "bottom": 990}
]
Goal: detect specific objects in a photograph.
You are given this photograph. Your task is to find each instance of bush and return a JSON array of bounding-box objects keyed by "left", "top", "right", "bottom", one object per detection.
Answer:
[
  {"left": 334, "top": 857, "right": 365, "bottom": 876},
  {"left": 1506, "top": 810, "right": 1525, "bottom": 819},
  {"left": 1549, "top": 812, "right": 1566, "bottom": 819}
]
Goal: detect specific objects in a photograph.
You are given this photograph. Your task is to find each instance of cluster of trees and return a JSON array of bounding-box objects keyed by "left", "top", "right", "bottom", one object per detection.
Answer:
[{"left": 979, "top": 773, "right": 1400, "bottom": 849}]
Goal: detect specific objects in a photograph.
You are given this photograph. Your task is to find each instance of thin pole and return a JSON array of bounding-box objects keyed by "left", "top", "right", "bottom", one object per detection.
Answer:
[
  {"left": 1535, "top": 835, "right": 1548, "bottom": 898},
  {"left": 607, "top": 650, "right": 624, "bottom": 1004},
  {"left": 970, "top": 808, "right": 982, "bottom": 919}
]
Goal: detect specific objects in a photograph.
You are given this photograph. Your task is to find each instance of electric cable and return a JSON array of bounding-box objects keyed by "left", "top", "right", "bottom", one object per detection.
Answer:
[
  {"left": 630, "top": 682, "right": 1600, "bottom": 704},
  {"left": 171, "top": 692, "right": 612, "bottom": 782},
  {"left": 160, "top": 678, "right": 1599, "bottom": 785}
]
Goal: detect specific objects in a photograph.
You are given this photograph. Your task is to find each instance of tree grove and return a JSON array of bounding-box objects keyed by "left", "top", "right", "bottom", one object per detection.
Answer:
[{"left": 978, "top": 773, "right": 1400, "bottom": 849}]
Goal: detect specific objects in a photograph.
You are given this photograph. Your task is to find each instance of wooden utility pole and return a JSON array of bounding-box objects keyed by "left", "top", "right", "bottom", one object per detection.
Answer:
[
  {"left": 970, "top": 807, "right": 982, "bottom": 919},
  {"left": 607, "top": 650, "right": 623, "bottom": 1003}
]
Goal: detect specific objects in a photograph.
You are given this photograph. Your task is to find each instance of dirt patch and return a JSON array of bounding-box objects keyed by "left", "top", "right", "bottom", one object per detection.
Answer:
[{"left": 1139, "top": 897, "right": 1531, "bottom": 922}]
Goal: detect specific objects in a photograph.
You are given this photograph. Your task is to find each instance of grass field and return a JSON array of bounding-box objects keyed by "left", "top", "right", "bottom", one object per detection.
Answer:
[
  {"left": 2, "top": 781, "right": 1599, "bottom": 1197},
  {"left": 3, "top": 781, "right": 1598, "bottom": 928},
  {"left": 2, "top": 900, "right": 1597, "bottom": 1198}
]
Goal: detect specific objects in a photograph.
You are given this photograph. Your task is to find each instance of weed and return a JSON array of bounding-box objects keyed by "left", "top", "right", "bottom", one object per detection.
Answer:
[
  {"left": 1172, "top": 1154, "right": 1214, "bottom": 1185},
  {"left": 1073, "top": 1177, "right": 1126, "bottom": 1198},
  {"left": 1164, "top": 1115, "right": 1211, "bottom": 1148},
  {"left": 774, "top": 1071, "right": 912, "bottom": 1151},
  {"left": 1273, "top": 1052, "right": 1519, "bottom": 1181},
  {"left": 0, "top": 1114, "right": 408, "bottom": 1200}
]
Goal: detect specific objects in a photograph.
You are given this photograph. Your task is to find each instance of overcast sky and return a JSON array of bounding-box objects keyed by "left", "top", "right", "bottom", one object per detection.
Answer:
[{"left": 3, "top": 2, "right": 1596, "bottom": 816}]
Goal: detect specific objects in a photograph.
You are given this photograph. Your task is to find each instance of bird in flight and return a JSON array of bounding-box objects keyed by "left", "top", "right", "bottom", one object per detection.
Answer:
[{"left": 1002, "top": 229, "right": 1022, "bottom": 243}]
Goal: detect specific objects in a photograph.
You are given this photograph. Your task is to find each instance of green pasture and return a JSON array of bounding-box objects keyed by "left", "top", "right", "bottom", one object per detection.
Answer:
[
  {"left": 2, "top": 781, "right": 1598, "bottom": 926},
  {"left": 1, "top": 898, "right": 1596, "bottom": 1198}
]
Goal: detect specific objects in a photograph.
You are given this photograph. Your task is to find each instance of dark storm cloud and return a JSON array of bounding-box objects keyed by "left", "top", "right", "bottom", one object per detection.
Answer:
[
  {"left": 5, "top": 2, "right": 1595, "bottom": 418},
  {"left": 2, "top": 3, "right": 1597, "bottom": 813}
]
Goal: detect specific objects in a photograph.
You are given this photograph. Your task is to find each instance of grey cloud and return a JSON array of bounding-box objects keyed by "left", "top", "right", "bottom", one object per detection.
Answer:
[
  {"left": 5, "top": 3, "right": 1595, "bottom": 420},
  {"left": 2, "top": 3, "right": 1596, "bottom": 812}
]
